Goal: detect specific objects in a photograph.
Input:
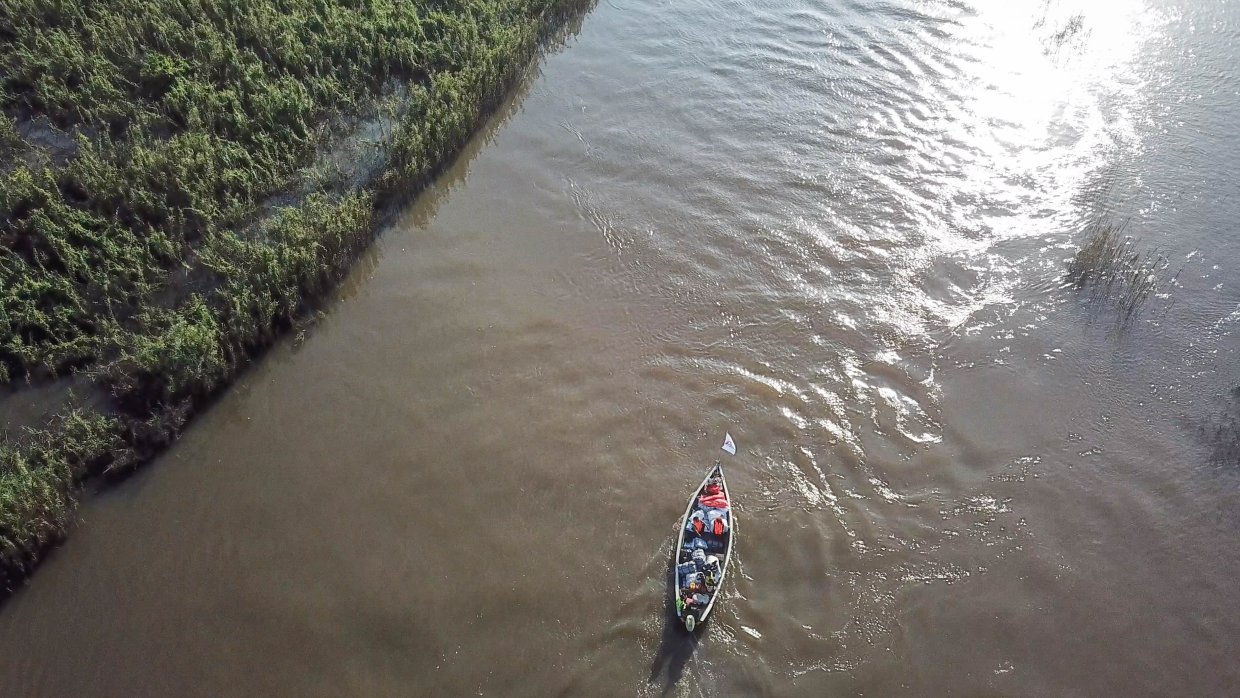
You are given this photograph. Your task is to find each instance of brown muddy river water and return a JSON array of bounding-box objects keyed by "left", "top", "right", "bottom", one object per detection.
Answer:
[{"left": 3, "top": 0, "right": 1240, "bottom": 695}]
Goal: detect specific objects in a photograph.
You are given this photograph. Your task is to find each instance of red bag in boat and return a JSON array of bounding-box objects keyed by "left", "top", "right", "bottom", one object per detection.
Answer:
[{"left": 699, "top": 493, "right": 728, "bottom": 509}]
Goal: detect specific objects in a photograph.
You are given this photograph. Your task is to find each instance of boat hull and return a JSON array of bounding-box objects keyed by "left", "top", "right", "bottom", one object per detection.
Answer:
[{"left": 672, "top": 462, "right": 735, "bottom": 631}]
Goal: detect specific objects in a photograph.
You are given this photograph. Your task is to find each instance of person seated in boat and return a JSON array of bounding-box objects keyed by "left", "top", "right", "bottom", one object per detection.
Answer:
[
  {"left": 688, "top": 549, "right": 723, "bottom": 587},
  {"left": 703, "top": 555, "right": 722, "bottom": 588},
  {"left": 687, "top": 510, "right": 728, "bottom": 545},
  {"left": 687, "top": 508, "right": 708, "bottom": 536},
  {"left": 678, "top": 591, "right": 710, "bottom": 614},
  {"left": 699, "top": 479, "right": 728, "bottom": 510},
  {"left": 686, "top": 480, "right": 727, "bottom": 533},
  {"left": 683, "top": 570, "right": 707, "bottom": 595}
]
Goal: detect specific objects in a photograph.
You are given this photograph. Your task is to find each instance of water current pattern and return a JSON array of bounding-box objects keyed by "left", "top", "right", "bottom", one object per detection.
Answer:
[{"left": 2, "top": 0, "right": 1239, "bottom": 695}]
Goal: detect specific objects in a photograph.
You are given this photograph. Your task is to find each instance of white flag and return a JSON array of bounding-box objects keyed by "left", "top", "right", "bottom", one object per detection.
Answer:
[{"left": 721, "top": 432, "right": 736, "bottom": 456}]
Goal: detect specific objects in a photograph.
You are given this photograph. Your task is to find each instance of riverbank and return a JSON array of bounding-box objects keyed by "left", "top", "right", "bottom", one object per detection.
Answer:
[{"left": 0, "top": 0, "right": 587, "bottom": 594}]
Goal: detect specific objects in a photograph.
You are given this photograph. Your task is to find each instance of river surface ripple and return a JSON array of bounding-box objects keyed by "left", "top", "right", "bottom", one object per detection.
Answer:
[{"left": 3, "top": 0, "right": 1240, "bottom": 695}]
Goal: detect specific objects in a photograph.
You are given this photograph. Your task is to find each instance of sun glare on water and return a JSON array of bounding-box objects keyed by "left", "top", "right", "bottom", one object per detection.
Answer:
[{"left": 937, "top": 0, "right": 1167, "bottom": 241}]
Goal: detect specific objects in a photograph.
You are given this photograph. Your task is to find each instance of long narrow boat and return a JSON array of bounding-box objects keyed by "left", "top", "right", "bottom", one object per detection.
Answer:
[{"left": 672, "top": 461, "right": 735, "bottom": 632}]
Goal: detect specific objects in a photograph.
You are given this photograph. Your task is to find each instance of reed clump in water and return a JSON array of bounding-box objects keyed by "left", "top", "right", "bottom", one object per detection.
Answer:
[
  {"left": 1066, "top": 221, "right": 1175, "bottom": 328},
  {"left": 1204, "top": 387, "right": 1240, "bottom": 469},
  {"left": 0, "top": 0, "right": 587, "bottom": 592}
]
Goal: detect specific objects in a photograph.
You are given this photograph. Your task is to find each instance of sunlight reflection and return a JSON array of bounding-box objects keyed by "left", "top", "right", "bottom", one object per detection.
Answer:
[{"left": 941, "top": 0, "right": 1165, "bottom": 243}]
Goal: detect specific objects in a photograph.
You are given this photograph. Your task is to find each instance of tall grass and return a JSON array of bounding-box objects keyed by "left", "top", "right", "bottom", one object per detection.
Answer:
[
  {"left": 0, "top": 0, "right": 588, "bottom": 592},
  {"left": 0, "top": 113, "right": 20, "bottom": 156},
  {"left": 1066, "top": 221, "right": 1176, "bottom": 328},
  {"left": 0, "top": 411, "right": 122, "bottom": 589}
]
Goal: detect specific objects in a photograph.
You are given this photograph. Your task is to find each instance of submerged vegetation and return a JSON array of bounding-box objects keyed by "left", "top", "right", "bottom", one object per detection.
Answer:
[
  {"left": 1205, "top": 387, "right": 1240, "bottom": 469},
  {"left": 1066, "top": 220, "right": 1177, "bottom": 329},
  {"left": 0, "top": 0, "right": 585, "bottom": 591}
]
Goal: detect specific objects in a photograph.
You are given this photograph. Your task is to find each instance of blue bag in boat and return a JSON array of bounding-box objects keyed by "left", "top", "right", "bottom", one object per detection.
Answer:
[
  {"left": 676, "top": 561, "right": 696, "bottom": 582},
  {"left": 684, "top": 537, "right": 711, "bottom": 552}
]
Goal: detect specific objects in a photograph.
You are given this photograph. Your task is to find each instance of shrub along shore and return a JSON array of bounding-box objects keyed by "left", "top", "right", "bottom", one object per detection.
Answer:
[{"left": 0, "top": 0, "right": 586, "bottom": 593}]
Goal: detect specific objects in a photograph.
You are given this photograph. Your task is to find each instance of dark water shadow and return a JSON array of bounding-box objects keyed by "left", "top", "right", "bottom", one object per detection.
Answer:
[
  {"left": 1204, "top": 386, "right": 1240, "bottom": 469},
  {"left": 647, "top": 551, "right": 697, "bottom": 696}
]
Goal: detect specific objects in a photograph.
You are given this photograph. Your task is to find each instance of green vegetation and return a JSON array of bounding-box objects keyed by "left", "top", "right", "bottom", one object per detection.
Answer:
[
  {"left": 1067, "top": 220, "right": 1176, "bottom": 328},
  {"left": 1, "top": 411, "right": 122, "bottom": 584},
  {"left": 0, "top": 0, "right": 585, "bottom": 592}
]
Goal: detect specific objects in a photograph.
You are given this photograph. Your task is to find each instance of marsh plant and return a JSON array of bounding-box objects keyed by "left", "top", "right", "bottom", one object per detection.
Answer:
[
  {"left": 1066, "top": 221, "right": 1177, "bottom": 329},
  {"left": 0, "top": 0, "right": 588, "bottom": 591}
]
